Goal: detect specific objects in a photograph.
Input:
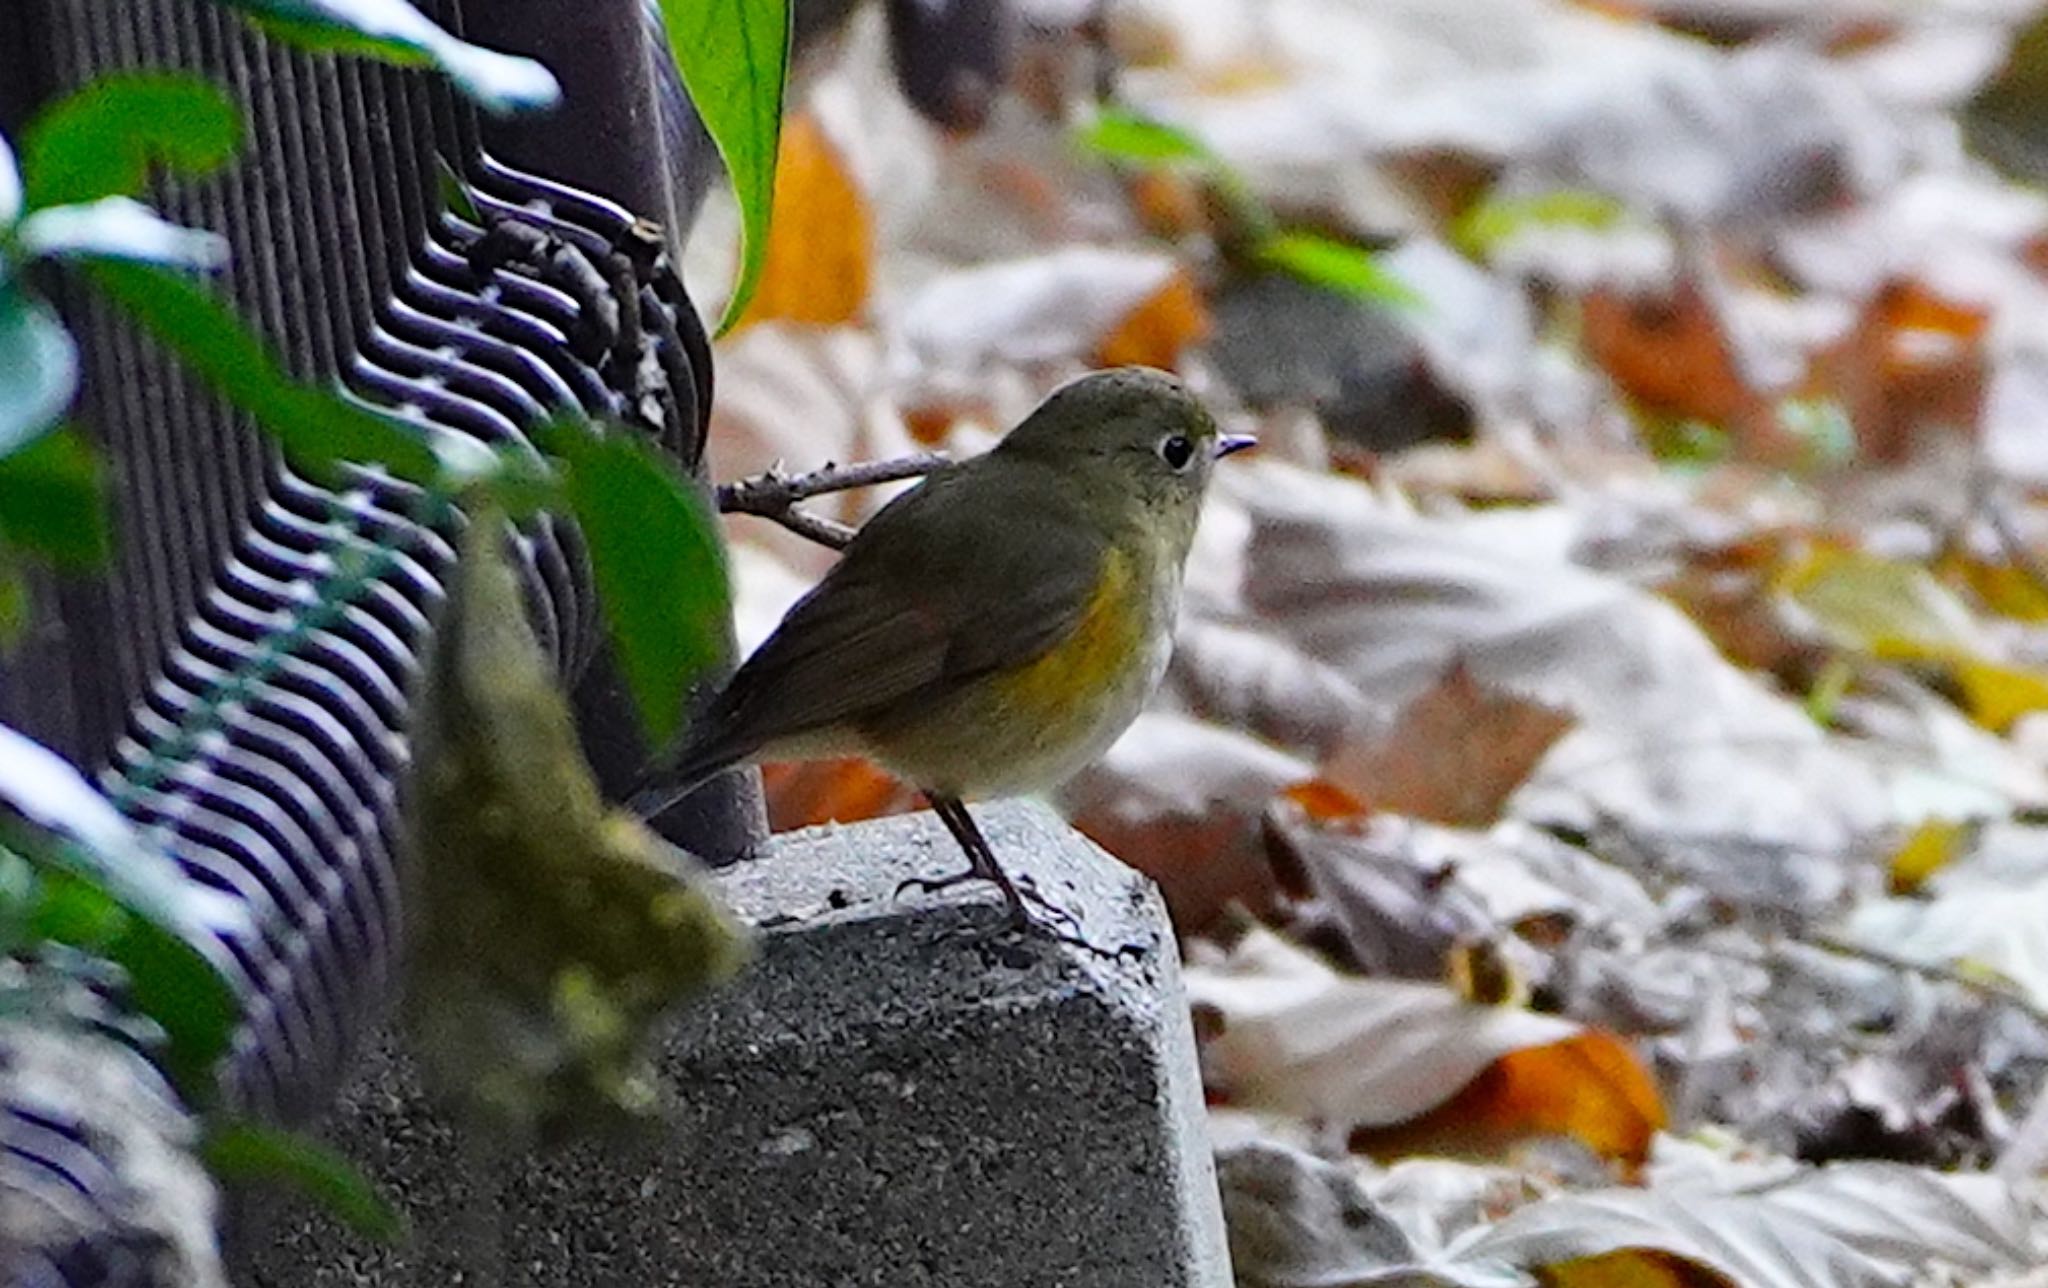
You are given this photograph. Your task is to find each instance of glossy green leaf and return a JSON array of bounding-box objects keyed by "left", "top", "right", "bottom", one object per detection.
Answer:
[
  {"left": 1074, "top": 111, "right": 1216, "bottom": 167},
  {"left": 20, "top": 73, "right": 240, "bottom": 209},
  {"left": 652, "top": 0, "right": 790, "bottom": 333},
  {"left": 1257, "top": 232, "right": 1421, "bottom": 308},
  {"left": 19, "top": 198, "right": 228, "bottom": 269},
  {"left": 543, "top": 421, "right": 730, "bottom": 748},
  {"left": 204, "top": 1120, "right": 402, "bottom": 1240},
  {"left": 0, "top": 426, "right": 110, "bottom": 569},
  {"left": 0, "top": 291, "right": 79, "bottom": 459},
  {"left": 219, "top": 0, "right": 559, "bottom": 116},
  {"left": 85, "top": 260, "right": 439, "bottom": 485}
]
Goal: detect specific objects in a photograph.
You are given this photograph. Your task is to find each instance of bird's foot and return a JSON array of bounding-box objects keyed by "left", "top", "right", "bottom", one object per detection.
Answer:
[{"left": 894, "top": 866, "right": 1141, "bottom": 960}]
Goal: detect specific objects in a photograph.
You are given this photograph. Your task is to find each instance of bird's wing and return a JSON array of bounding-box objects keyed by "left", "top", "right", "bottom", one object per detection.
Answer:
[{"left": 681, "top": 460, "right": 1108, "bottom": 771}]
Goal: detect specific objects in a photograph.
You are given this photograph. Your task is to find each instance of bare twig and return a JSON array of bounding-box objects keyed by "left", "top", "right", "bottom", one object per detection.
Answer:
[
  {"left": 1985, "top": 492, "right": 2048, "bottom": 608},
  {"left": 1805, "top": 932, "right": 2048, "bottom": 1029},
  {"left": 716, "top": 452, "right": 950, "bottom": 551}
]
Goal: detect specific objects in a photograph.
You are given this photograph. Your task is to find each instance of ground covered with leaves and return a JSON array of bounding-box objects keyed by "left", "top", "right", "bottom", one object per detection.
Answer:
[{"left": 688, "top": 0, "right": 2048, "bottom": 1282}]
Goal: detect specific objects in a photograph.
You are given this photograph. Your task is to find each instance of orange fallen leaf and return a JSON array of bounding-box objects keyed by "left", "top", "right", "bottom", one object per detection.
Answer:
[
  {"left": 1093, "top": 266, "right": 1211, "bottom": 370},
  {"left": 758, "top": 756, "right": 919, "bottom": 832},
  {"left": 1280, "top": 779, "right": 1369, "bottom": 824},
  {"left": 1323, "top": 662, "right": 1574, "bottom": 827},
  {"left": 1806, "top": 279, "right": 1985, "bottom": 465},
  {"left": 1353, "top": 1031, "right": 1666, "bottom": 1172},
  {"left": 734, "top": 110, "right": 871, "bottom": 330},
  {"left": 1582, "top": 276, "right": 1784, "bottom": 461}
]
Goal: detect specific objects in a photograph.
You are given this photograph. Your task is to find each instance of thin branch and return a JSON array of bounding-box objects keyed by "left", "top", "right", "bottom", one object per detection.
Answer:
[
  {"left": 1985, "top": 492, "right": 2048, "bottom": 609},
  {"left": 716, "top": 452, "right": 950, "bottom": 551},
  {"left": 1805, "top": 931, "right": 2048, "bottom": 1030}
]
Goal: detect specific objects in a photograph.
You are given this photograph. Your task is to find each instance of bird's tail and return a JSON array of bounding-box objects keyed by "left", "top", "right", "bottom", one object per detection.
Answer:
[{"left": 625, "top": 731, "right": 757, "bottom": 823}]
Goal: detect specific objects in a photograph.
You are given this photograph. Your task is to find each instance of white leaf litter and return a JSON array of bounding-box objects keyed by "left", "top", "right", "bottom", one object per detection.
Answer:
[
  {"left": 1217, "top": 459, "right": 1892, "bottom": 848},
  {"left": 1453, "top": 1156, "right": 2037, "bottom": 1287},
  {"left": 1185, "top": 926, "right": 1581, "bottom": 1128}
]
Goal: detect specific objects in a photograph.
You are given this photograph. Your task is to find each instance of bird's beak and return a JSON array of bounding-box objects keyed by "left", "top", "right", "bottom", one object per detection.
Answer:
[{"left": 1214, "top": 434, "right": 1258, "bottom": 459}]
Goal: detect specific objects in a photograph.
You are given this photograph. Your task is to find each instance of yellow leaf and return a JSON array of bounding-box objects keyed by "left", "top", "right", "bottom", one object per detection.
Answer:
[
  {"left": 733, "top": 109, "right": 871, "bottom": 330},
  {"left": 1951, "top": 655, "right": 2048, "bottom": 731},
  {"left": 1777, "top": 545, "right": 1974, "bottom": 658},
  {"left": 1940, "top": 551, "right": 2048, "bottom": 624},
  {"left": 1887, "top": 818, "right": 1968, "bottom": 895}
]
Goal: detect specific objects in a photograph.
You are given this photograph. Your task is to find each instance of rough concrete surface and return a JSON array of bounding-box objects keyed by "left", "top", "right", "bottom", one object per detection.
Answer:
[{"left": 232, "top": 800, "right": 1231, "bottom": 1286}]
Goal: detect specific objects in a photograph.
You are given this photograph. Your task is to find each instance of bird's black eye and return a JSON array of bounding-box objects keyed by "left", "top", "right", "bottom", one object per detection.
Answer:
[{"left": 1158, "top": 434, "right": 1195, "bottom": 470}]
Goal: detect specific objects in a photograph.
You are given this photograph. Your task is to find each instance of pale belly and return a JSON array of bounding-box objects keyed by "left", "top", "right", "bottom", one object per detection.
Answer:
[{"left": 869, "top": 627, "right": 1172, "bottom": 799}]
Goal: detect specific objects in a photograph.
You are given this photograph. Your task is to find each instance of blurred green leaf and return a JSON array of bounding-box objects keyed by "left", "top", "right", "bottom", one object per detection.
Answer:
[
  {"left": 0, "top": 564, "right": 26, "bottom": 651},
  {"left": 652, "top": 0, "right": 790, "bottom": 333},
  {"left": 204, "top": 1120, "right": 402, "bottom": 1240},
  {"left": 0, "top": 821, "right": 239, "bottom": 1100},
  {"left": 219, "top": 0, "right": 559, "bottom": 115},
  {"left": 1075, "top": 111, "right": 1216, "bottom": 167},
  {"left": 0, "top": 426, "right": 109, "bottom": 569},
  {"left": 20, "top": 73, "right": 240, "bottom": 209},
  {"left": 0, "top": 290, "right": 79, "bottom": 459},
  {"left": 86, "top": 260, "right": 439, "bottom": 485},
  {"left": 19, "top": 198, "right": 228, "bottom": 269},
  {"left": 1452, "top": 189, "right": 1625, "bottom": 260},
  {"left": 434, "top": 155, "right": 482, "bottom": 225},
  {"left": 543, "top": 421, "right": 730, "bottom": 748},
  {"left": 1257, "top": 232, "right": 1421, "bottom": 308}
]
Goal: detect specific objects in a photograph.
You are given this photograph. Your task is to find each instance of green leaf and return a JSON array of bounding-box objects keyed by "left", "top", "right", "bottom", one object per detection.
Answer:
[
  {"left": 203, "top": 1120, "right": 403, "bottom": 1240},
  {"left": 1256, "top": 232, "right": 1421, "bottom": 308},
  {"left": 542, "top": 421, "right": 730, "bottom": 748},
  {"left": 84, "top": 260, "right": 440, "bottom": 485},
  {"left": 218, "top": 0, "right": 559, "bottom": 116},
  {"left": 19, "top": 198, "right": 228, "bottom": 269},
  {"left": 1452, "top": 188, "right": 1625, "bottom": 260},
  {"left": 1074, "top": 111, "right": 1217, "bottom": 168},
  {"left": 0, "top": 835, "right": 239, "bottom": 1099},
  {"left": 20, "top": 72, "right": 240, "bottom": 209},
  {"left": 652, "top": 0, "right": 790, "bottom": 333},
  {"left": 0, "top": 721, "right": 247, "bottom": 1097},
  {"left": 434, "top": 154, "right": 482, "bottom": 225},
  {"left": 0, "top": 562, "right": 26, "bottom": 651},
  {"left": 0, "top": 290, "right": 79, "bottom": 459},
  {"left": 0, "top": 425, "right": 110, "bottom": 569}
]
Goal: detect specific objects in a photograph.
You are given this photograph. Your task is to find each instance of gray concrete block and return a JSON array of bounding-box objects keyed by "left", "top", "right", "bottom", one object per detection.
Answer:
[{"left": 232, "top": 800, "right": 1232, "bottom": 1287}]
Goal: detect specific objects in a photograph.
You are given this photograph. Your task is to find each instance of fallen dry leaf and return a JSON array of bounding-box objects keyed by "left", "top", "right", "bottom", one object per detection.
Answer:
[
  {"left": 1323, "top": 662, "right": 1575, "bottom": 828},
  {"left": 1063, "top": 711, "right": 1308, "bottom": 928},
  {"left": 1354, "top": 1031, "right": 1667, "bottom": 1172},
  {"left": 1453, "top": 1159, "right": 2035, "bottom": 1288},
  {"left": 1186, "top": 925, "right": 1586, "bottom": 1131},
  {"left": 735, "top": 109, "right": 874, "bottom": 330},
  {"left": 1093, "top": 265, "right": 1212, "bottom": 370}
]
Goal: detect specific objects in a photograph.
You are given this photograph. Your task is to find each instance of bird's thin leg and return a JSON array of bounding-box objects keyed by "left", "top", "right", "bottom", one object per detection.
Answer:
[{"left": 897, "top": 795, "right": 1034, "bottom": 933}]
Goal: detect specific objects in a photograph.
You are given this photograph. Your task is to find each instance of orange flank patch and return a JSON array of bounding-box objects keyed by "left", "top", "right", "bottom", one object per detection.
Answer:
[{"left": 758, "top": 757, "right": 919, "bottom": 831}]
